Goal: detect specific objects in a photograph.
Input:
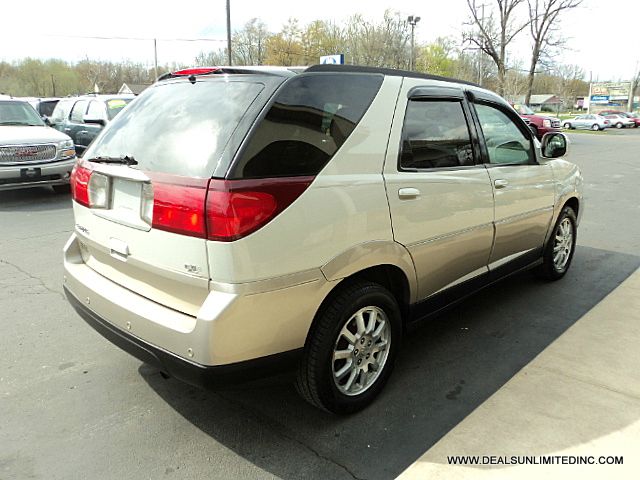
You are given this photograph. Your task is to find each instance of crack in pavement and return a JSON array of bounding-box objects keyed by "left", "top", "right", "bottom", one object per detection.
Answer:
[
  {"left": 0, "top": 229, "right": 72, "bottom": 246},
  {"left": 0, "top": 259, "right": 65, "bottom": 301}
]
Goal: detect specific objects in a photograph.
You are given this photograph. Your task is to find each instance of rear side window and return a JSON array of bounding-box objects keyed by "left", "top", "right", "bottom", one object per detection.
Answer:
[
  {"left": 230, "top": 73, "right": 383, "bottom": 179},
  {"left": 400, "top": 100, "right": 474, "bottom": 169},
  {"left": 51, "top": 100, "right": 74, "bottom": 123},
  {"left": 84, "top": 80, "right": 264, "bottom": 178}
]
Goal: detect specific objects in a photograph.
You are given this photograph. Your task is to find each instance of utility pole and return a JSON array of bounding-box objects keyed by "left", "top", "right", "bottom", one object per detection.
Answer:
[
  {"left": 629, "top": 60, "right": 639, "bottom": 112},
  {"left": 407, "top": 15, "right": 421, "bottom": 71},
  {"left": 153, "top": 38, "right": 158, "bottom": 80},
  {"left": 226, "top": 0, "right": 232, "bottom": 66},
  {"left": 587, "top": 71, "right": 592, "bottom": 114}
]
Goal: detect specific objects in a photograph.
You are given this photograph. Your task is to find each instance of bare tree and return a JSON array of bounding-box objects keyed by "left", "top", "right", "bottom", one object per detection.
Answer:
[
  {"left": 524, "top": 0, "right": 582, "bottom": 104},
  {"left": 465, "top": 0, "right": 529, "bottom": 95}
]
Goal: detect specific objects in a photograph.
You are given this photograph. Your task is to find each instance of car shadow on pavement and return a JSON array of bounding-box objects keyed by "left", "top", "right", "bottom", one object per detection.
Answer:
[
  {"left": 141, "top": 246, "right": 640, "bottom": 480},
  {"left": 0, "top": 187, "right": 71, "bottom": 212}
]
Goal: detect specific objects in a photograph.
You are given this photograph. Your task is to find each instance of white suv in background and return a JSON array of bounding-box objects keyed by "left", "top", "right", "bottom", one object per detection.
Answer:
[
  {"left": 63, "top": 65, "right": 583, "bottom": 414},
  {"left": 1, "top": 99, "right": 76, "bottom": 192}
]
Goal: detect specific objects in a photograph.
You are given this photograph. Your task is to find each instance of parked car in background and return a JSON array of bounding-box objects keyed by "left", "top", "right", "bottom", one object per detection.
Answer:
[
  {"left": 562, "top": 114, "right": 608, "bottom": 131},
  {"left": 63, "top": 65, "right": 582, "bottom": 414},
  {"left": 511, "top": 103, "right": 561, "bottom": 139},
  {"left": 598, "top": 110, "right": 640, "bottom": 128},
  {"left": 0, "top": 99, "right": 76, "bottom": 192},
  {"left": 602, "top": 114, "right": 635, "bottom": 129},
  {"left": 25, "top": 97, "right": 60, "bottom": 121},
  {"left": 49, "top": 94, "right": 134, "bottom": 156}
]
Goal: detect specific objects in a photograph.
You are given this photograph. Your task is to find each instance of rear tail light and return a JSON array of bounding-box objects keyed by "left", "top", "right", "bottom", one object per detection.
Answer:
[
  {"left": 70, "top": 160, "right": 111, "bottom": 208},
  {"left": 205, "top": 177, "right": 313, "bottom": 241},
  {"left": 148, "top": 174, "right": 209, "bottom": 238},
  {"left": 148, "top": 175, "right": 314, "bottom": 241},
  {"left": 70, "top": 161, "right": 92, "bottom": 207},
  {"left": 73, "top": 163, "right": 314, "bottom": 242}
]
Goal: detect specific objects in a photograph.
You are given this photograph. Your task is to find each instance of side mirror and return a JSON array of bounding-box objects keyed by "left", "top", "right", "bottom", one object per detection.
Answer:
[
  {"left": 541, "top": 132, "right": 567, "bottom": 158},
  {"left": 84, "top": 116, "right": 106, "bottom": 126},
  {"left": 42, "top": 116, "right": 52, "bottom": 126}
]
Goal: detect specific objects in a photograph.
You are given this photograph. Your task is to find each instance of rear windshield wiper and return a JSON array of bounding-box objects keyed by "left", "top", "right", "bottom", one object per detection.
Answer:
[{"left": 86, "top": 155, "right": 138, "bottom": 166}]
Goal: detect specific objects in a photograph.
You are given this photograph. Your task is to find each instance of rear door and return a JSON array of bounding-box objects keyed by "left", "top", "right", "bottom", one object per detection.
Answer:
[
  {"left": 384, "top": 80, "right": 495, "bottom": 300},
  {"left": 76, "top": 100, "right": 106, "bottom": 149},
  {"left": 470, "top": 94, "right": 555, "bottom": 268},
  {"left": 67, "top": 99, "right": 89, "bottom": 154}
]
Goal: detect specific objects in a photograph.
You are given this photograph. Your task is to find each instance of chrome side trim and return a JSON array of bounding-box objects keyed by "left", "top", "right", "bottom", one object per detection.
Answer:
[
  {"left": 209, "top": 268, "right": 323, "bottom": 296},
  {"left": 495, "top": 206, "right": 554, "bottom": 226},
  {"left": 488, "top": 248, "right": 536, "bottom": 270},
  {"left": 406, "top": 222, "right": 494, "bottom": 248},
  {"left": 430, "top": 266, "right": 489, "bottom": 297}
]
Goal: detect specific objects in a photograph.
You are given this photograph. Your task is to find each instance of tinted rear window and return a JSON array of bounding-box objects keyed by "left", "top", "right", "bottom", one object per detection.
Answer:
[
  {"left": 229, "top": 73, "right": 383, "bottom": 179},
  {"left": 105, "top": 98, "right": 133, "bottom": 120},
  {"left": 84, "top": 80, "right": 264, "bottom": 178}
]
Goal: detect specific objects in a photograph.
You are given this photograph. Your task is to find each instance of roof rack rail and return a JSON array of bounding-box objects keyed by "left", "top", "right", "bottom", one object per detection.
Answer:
[{"left": 304, "top": 64, "right": 481, "bottom": 88}]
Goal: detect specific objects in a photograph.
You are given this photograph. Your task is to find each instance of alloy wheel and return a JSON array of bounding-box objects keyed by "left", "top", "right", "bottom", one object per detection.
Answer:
[{"left": 332, "top": 306, "right": 391, "bottom": 396}]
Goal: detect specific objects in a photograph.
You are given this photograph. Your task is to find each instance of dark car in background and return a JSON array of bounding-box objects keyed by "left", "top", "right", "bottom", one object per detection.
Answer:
[
  {"left": 49, "top": 94, "right": 134, "bottom": 156},
  {"left": 511, "top": 103, "right": 562, "bottom": 140}
]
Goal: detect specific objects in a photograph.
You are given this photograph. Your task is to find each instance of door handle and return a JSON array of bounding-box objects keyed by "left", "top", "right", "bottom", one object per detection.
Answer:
[
  {"left": 398, "top": 188, "right": 421, "bottom": 199},
  {"left": 494, "top": 179, "right": 509, "bottom": 189}
]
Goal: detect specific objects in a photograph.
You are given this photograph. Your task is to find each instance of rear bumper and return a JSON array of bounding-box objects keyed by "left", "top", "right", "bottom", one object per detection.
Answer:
[
  {"left": 0, "top": 157, "right": 75, "bottom": 191},
  {"left": 64, "top": 285, "right": 301, "bottom": 388},
  {"left": 62, "top": 232, "right": 329, "bottom": 385}
]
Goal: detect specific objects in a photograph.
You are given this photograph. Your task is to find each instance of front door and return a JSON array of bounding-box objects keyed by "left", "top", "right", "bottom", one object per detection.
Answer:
[{"left": 471, "top": 99, "right": 555, "bottom": 268}]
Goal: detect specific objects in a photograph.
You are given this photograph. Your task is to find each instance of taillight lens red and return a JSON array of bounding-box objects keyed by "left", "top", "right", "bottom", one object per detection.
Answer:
[
  {"left": 148, "top": 173, "right": 209, "bottom": 238},
  {"left": 206, "top": 177, "right": 314, "bottom": 241},
  {"left": 70, "top": 161, "right": 93, "bottom": 207},
  {"left": 72, "top": 163, "right": 313, "bottom": 242}
]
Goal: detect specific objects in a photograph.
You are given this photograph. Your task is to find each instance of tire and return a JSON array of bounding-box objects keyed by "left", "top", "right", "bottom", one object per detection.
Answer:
[
  {"left": 563, "top": 123, "right": 572, "bottom": 130},
  {"left": 296, "top": 281, "right": 402, "bottom": 414},
  {"left": 591, "top": 124, "right": 600, "bottom": 131},
  {"left": 535, "top": 206, "right": 577, "bottom": 281},
  {"left": 616, "top": 122, "right": 623, "bottom": 129},
  {"left": 52, "top": 184, "right": 71, "bottom": 194},
  {"left": 530, "top": 125, "right": 539, "bottom": 139}
]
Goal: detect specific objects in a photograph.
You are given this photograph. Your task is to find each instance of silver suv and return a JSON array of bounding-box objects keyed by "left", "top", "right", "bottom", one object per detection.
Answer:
[
  {"left": 0, "top": 99, "right": 76, "bottom": 192},
  {"left": 63, "top": 65, "right": 583, "bottom": 414}
]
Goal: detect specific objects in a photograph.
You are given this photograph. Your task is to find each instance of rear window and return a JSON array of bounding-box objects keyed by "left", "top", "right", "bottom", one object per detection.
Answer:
[
  {"left": 84, "top": 80, "right": 265, "bottom": 178},
  {"left": 105, "top": 98, "right": 132, "bottom": 120},
  {"left": 229, "top": 73, "right": 383, "bottom": 179}
]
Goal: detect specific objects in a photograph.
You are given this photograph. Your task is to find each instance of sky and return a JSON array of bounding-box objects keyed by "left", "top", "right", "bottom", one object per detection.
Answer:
[{"left": 0, "top": 0, "right": 637, "bottom": 81}]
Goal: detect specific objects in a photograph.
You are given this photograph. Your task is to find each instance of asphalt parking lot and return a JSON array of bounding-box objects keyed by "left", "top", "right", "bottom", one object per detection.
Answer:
[{"left": 1, "top": 129, "right": 639, "bottom": 480}]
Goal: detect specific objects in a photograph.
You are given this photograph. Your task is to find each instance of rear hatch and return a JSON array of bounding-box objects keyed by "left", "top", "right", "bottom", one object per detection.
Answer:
[{"left": 71, "top": 74, "right": 283, "bottom": 316}]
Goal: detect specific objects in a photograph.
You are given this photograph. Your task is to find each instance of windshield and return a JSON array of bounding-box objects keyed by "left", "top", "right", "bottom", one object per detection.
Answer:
[
  {"left": 513, "top": 104, "right": 535, "bottom": 115},
  {"left": 0, "top": 101, "right": 45, "bottom": 126},
  {"left": 85, "top": 80, "right": 265, "bottom": 178},
  {"left": 105, "top": 98, "right": 133, "bottom": 120}
]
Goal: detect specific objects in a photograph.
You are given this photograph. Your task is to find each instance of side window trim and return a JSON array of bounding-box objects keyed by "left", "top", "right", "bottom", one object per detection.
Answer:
[
  {"left": 469, "top": 99, "right": 538, "bottom": 166},
  {"left": 397, "top": 95, "right": 481, "bottom": 172}
]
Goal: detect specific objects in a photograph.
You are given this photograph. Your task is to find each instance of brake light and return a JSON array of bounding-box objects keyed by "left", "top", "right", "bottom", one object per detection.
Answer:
[
  {"left": 172, "top": 67, "right": 221, "bottom": 76},
  {"left": 206, "top": 177, "right": 314, "bottom": 241},
  {"left": 70, "top": 161, "right": 92, "bottom": 207},
  {"left": 148, "top": 174, "right": 209, "bottom": 238}
]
